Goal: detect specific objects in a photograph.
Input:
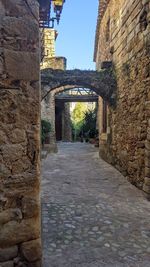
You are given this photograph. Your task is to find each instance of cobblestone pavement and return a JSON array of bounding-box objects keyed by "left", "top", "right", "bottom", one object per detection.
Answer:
[{"left": 41, "top": 142, "right": 150, "bottom": 267}]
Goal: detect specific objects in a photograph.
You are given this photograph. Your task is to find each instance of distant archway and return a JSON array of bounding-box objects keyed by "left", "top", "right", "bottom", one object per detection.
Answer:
[{"left": 41, "top": 68, "right": 116, "bottom": 106}]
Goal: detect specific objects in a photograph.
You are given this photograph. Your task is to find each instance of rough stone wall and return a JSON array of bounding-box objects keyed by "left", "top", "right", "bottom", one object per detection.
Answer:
[
  {"left": 95, "top": 0, "right": 150, "bottom": 194},
  {"left": 144, "top": 106, "right": 150, "bottom": 198},
  {"left": 40, "top": 29, "right": 57, "bottom": 69},
  {"left": 41, "top": 57, "right": 72, "bottom": 149},
  {"left": 43, "top": 57, "right": 67, "bottom": 70},
  {"left": 0, "top": 0, "right": 42, "bottom": 265},
  {"left": 41, "top": 68, "right": 116, "bottom": 103},
  {"left": 62, "top": 103, "right": 72, "bottom": 142}
]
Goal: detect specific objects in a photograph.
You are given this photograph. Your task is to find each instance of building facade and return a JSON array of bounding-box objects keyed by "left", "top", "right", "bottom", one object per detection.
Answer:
[
  {"left": 94, "top": 0, "right": 150, "bottom": 197},
  {"left": 40, "top": 24, "right": 72, "bottom": 151},
  {"left": 41, "top": 28, "right": 57, "bottom": 68},
  {"left": 0, "top": 0, "right": 42, "bottom": 265}
]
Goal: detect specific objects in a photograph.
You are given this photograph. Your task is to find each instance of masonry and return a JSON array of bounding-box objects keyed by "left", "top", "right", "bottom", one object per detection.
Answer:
[
  {"left": 41, "top": 56, "right": 72, "bottom": 154},
  {"left": 0, "top": 0, "right": 42, "bottom": 266},
  {"left": 94, "top": 0, "right": 150, "bottom": 197}
]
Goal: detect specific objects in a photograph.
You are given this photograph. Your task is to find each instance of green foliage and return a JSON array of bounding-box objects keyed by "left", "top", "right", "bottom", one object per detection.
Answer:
[
  {"left": 41, "top": 119, "right": 51, "bottom": 144},
  {"left": 71, "top": 103, "right": 87, "bottom": 140},
  {"left": 71, "top": 103, "right": 87, "bottom": 124},
  {"left": 71, "top": 103, "right": 97, "bottom": 141},
  {"left": 82, "top": 109, "right": 97, "bottom": 138}
]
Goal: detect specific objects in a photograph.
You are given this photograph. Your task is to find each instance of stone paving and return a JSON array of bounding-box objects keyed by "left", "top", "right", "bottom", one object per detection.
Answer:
[{"left": 41, "top": 142, "right": 150, "bottom": 267}]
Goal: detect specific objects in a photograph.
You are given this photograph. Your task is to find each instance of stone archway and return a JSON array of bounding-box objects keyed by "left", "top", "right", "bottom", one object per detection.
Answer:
[
  {"left": 41, "top": 85, "right": 78, "bottom": 153},
  {"left": 41, "top": 67, "right": 116, "bottom": 105},
  {"left": 41, "top": 84, "right": 97, "bottom": 153},
  {"left": 41, "top": 67, "right": 116, "bottom": 153}
]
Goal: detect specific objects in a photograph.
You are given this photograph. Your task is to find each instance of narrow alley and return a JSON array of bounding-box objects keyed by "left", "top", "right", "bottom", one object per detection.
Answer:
[{"left": 42, "top": 143, "right": 150, "bottom": 267}]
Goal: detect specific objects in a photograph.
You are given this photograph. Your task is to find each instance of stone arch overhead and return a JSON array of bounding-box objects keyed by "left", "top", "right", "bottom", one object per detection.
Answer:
[
  {"left": 41, "top": 84, "right": 94, "bottom": 100},
  {"left": 41, "top": 68, "right": 116, "bottom": 105}
]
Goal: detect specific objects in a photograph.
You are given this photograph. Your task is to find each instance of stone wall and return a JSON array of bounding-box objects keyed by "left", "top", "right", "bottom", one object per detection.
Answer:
[
  {"left": 42, "top": 57, "right": 67, "bottom": 70},
  {"left": 0, "top": 0, "right": 42, "bottom": 265},
  {"left": 41, "top": 57, "right": 72, "bottom": 151},
  {"left": 95, "top": 0, "right": 150, "bottom": 196},
  {"left": 61, "top": 103, "right": 72, "bottom": 142},
  {"left": 40, "top": 28, "right": 57, "bottom": 69}
]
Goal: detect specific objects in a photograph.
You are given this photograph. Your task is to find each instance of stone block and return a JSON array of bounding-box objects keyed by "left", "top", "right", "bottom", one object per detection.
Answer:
[
  {"left": 144, "top": 177, "right": 150, "bottom": 186},
  {"left": 143, "top": 183, "right": 150, "bottom": 193},
  {"left": 145, "top": 167, "right": 150, "bottom": 177},
  {"left": 3, "top": 17, "right": 39, "bottom": 41},
  {"left": 0, "top": 246, "right": 18, "bottom": 262},
  {"left": 145, "top": 149, "right": 150, "bottom": 158},
  {"left": 8, "top": 129, "right": 26, "bottom": 144},
  {"left": 145, "top": 158, "right": 150, "bottom": 168},
  {"left": 145, "top": 140, "right": 150, "bottom": 150},
  {"left": 11, "top": 156, "right": 32, "bottom": 175},
  {"left": 4, "top": 49, "right": 39, "bottom": 81},
  {"left": 20, "top": 239, "right": 42, "bottom": 262},
  {"left": 0, "top": 163, "right": 11, "bottom": 178},
  {"left": 2, "top": 173, "right": 39, "bottom": 194},
  {"left": 0, "top": 261, "right": 14, "bottom": 267},
  {"left": 0, "top": 130, "right": 7, "bottom": 145},
  {"left": 1, "top": 0, "right": 39, "bottom": 20},
  {"left": 21, "top": 195, "right": 40, "bottom": 219},
  {"left": 147, "top": 134, "right": 150, "bottom": 141},
  {"left": 0, "top": 218, "right": 40, "bottom": 247},
  {"left": 1, "top": 144, "right": 25, "bottom": 163},
  {"left": 0, "top": 208, "right": 22, "bottom": 225}
]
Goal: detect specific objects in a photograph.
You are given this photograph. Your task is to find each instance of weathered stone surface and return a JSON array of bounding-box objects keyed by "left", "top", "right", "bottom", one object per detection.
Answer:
[
  {"left": 2, "top": 173, "right": 39, "bottom": 194},
  {"left": 95, "top": 0, "right": 150, "bottom": 191},
  {"left": 20, "top": 239, "right": 41, "bottom": 262},
  {"left": 145, "top": 157, "right": 150, "bottom": 168},
  {"left": 4, "top": 49, "right": 39, "bottom": 81},
  {"left": 21, "top": 195, "right": 40, "bottom": 219},
  {"left": 0, "top": 1, "right": 41, "bottom": 264},
  {"left": 144, "top": 177, "right": 150, "bottom": 185},
  {"left": 0, "top": 209, "right": 22, "bottom": 225},
  {"left": 145, "top": 141, "right": 150, "bottom": 150},
  {"left": 1, "top": 144, "right": 25, "bottom": 163},
  {"left": 0, "top": 218, "right": 40, "bottom": 247},
  {"left": 3, "top": 17, "right": 39, "bottom": 41},
  {"left": 0, "top": 131, "right": 7, "bottom": 145},
  {"left": 143, "top": 184, "right": 150, "bottom": 193},
  {"left": 145, "top": 167, "right": 150, "bottom": 177},
  {"left": 0, "top": 164, "right": 11, "bottom": 178},
  {"left": 8, "top": 129, "right": 26, "bottom": 144},
  {"left": 1, "top": 0, "right": 39, "bottom": 20},
  {"left": 0, "top": 246, "right": 18, "bottom": 262},
  {"left": 11, "top": 157, "right": 32, "bottom": 175},
  {"left": 0, "top": 261, "right": 14, "bottom": 267},
  {"left": 41, "top": 68, "right": 116, "bottom": 104}
]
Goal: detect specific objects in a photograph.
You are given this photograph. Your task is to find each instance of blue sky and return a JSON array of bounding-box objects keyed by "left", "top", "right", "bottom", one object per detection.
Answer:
[{"left": 55, "top": 0, "right": 98, "bottom": 70}]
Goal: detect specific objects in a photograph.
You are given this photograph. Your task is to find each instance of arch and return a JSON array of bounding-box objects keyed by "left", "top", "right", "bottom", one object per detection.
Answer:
[
  {"left": 41, "top": 68, "right": 116, "bottom": 105},
  {"left": 41, "top": 84, "right": 97, "bottom": 100}
]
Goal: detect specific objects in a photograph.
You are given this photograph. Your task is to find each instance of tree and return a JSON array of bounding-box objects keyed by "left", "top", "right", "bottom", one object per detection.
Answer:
[
  {"left": 82, "top": 108, "right": 97, "bottom": 138},
  {"left": 71, "top": 103, "right": 87, "bottom": 139}
]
